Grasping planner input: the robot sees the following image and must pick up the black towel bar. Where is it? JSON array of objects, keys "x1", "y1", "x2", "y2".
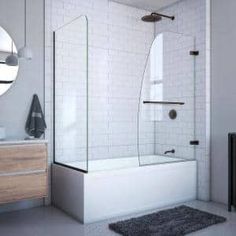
[
  {"x1": 143, "y1": 101, "x2": 185, "y2": 105},
  {"x1": 0, "y1": 80, "x2": 14, "y2": 84}
]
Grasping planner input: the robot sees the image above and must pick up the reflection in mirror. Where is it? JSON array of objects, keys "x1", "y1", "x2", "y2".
[
  {"x1": 150, "y1": 33, "x2": 163, "y2": 121},
  {"x1": 0, "y1": 26, "x2": 19, "y2": 96},
  {"x1": 140, "y1": 33, "x2": 164, "y2": 122}
]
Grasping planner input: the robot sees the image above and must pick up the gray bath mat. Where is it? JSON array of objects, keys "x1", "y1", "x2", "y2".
[{"x1": 109, "y1": 205, "x2": 226, "y2": 236}]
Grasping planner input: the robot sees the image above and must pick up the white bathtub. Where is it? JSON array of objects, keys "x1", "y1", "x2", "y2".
[
  {"x1": 52, "y1": 156, "x2": 197, "y2": 223},
  {"x1": 65, "y1": 155, "x2": 188, "y2": 172}
]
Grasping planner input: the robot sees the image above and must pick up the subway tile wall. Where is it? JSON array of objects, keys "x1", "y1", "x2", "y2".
[
  {"x1": 45, "y1": 0, "x2": 155, "y2": 173},
  {"x1": 153, "y1": 32, "x2": 195, "y2": 160},
  {"x1": 54, "y1": 16, "x2": 88, "y2": 164},
  {"x1": 139, "y1": 31, "x2": 196, "y2": 161},
  {"x1": 53, "y1": 0, "x2": 154, "y2": 163},
  {"x1": 45, "y1": 0, "x2": 210, "y2": 202},
  {"x1": 154, "y1": 0, "x2": 210, "y2": 200}
]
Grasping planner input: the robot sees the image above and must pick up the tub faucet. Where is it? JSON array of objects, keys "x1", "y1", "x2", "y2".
[{"x1": 164, "y1": 149, "x2": 175, "y2": 155}]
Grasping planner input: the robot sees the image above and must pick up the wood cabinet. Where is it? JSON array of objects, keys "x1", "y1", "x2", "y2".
[{"x1": 0, "y1": 141, "x2": 48, "y2": 204}]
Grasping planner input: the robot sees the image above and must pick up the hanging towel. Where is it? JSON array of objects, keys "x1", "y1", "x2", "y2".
[{"x1": 25, "y1": 94, "x2": 47, "y2": 138}]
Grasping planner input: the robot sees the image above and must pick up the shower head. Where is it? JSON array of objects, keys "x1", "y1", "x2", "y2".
[
  {"x1": 141, "y1": 12, "x2": 175, "y2": 23},
  {"x1": 141, "y1": 13, "x2": 162, "y2": 22}
]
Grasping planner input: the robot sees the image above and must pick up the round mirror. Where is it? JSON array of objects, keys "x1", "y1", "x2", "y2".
[{"x1": 0, "y1": 26, "x2": 19, "y2": 96}]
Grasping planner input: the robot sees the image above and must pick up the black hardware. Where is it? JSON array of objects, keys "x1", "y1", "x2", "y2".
[
  {"x1": 141, "y1": 12, "x2": 174, "y2": 22},
  {"x1": 190, "y1": 51, "x2": 199, "y2": 56},
  {"x1": 151, "y1": 12, "x2": 175, "y2": 21},
  {"x1": 169, "y1": 109, "x2": 177, "y2": 120},
  {"x1": 143, "y1": 101, "x2": 185, "y2": 105},
  {"x1": 164, "y1": 149, "x2": 175, "y2": 155},
  {"x1": 0, "y1": 61, "x2": 6, "y2": 64},
  {"x1": 228, "y1": 133, "x2": 236, "y2": 211},
  {"x1": 0, "y1": 80, "x2": 14, "y2": 84},
  {"x1": 190, "y1": 140, "x2": 199, "y2": 145}
]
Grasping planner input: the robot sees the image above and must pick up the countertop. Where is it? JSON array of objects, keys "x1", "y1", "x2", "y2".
[{"x1": 0, "y1": 139, "x2": 48, "y2": 146}]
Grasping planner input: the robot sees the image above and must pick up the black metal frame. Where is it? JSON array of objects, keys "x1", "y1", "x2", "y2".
[
  {"x1": 229, "y1": 133, "x2": 232, "y2": 211},
  {"x1": 52, "y1": 31, "x2": 88, "y2": 174},
  {"x1": 228, "y1": 133, "x2": 236, "y2": 211}
]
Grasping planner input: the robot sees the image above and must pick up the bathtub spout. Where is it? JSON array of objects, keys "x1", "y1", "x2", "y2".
[{"x1": 164, "y1": 149, "x2": 175, "y2": 155}]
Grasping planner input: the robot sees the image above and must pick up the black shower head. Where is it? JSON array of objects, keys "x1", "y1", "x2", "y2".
[
  {"x1": 141, "y1": 13, "x2": 162, "y2": 22},
  {"x1": 141, "y1": 12, "x2": 175, "y2": 23}
]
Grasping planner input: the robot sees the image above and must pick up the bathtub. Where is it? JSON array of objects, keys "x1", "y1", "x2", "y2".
[{"x1": 52, "y1": 155, "x2": 197, "y2": 223}]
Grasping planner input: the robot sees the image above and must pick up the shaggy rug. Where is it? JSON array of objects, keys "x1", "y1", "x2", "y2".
[{"x1": 109, "y1": 205, "x2": 226, "y2": 236}]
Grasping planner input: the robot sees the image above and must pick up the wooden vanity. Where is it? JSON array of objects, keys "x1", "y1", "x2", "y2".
[{"x1": 0, "y1": 140, "x2": 48, "y2": 204}]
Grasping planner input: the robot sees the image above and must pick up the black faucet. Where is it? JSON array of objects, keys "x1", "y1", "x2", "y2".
[{"x1": 164, "y1": 149, "x2": 175, "y2": 155}]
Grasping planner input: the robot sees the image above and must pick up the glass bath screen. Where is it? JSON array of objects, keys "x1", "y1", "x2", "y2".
[
  {"x1": 54, "y1": 16, "x2": 88, "y2": 172},
  {"x1": 138, "y1": 32, "x2": 195, "y2": 165}
]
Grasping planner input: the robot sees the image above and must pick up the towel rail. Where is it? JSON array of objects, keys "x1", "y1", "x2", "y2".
[
  {"x1": 0, "y1": 80, "x2": 14, "y2": 84},
  {"x1": 143, "y1": 101, "x2": 185, "y2": 105}
]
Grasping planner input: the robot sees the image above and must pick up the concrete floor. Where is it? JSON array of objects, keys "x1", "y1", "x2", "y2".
[{"x1": 0, "y1": 201, "x2": 235, "y2": 236}]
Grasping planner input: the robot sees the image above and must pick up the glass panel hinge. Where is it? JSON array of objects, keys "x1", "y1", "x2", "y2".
[
  {"x1": 190, "y1": 51, "x2": 199, "y2": 56},
  {"x1": 190, "y1": 140, "x2": 199, "y2": 145}
]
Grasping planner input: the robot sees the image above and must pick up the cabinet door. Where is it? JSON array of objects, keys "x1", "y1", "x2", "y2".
[
  {"x1": 0, "y1": 172, "x2": 47, "y2": 204},
  {"x1": 0, "y1": 144, "x2": 47, "y2": 174}
]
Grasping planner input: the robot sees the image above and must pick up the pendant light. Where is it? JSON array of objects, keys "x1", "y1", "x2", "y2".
[
  {"x1": 18, "y1": 0, "x2": 32, "y2": 60},
  {"x1": 5, "y1": 41, "x2": 18, "y2": 66}
]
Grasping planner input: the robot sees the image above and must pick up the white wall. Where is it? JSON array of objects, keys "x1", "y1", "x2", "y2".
[
  {"x1": 0, "y1": 0, "x2": 45, "y2": 212},
  {"x1": 0, "y1": 0, "x2": 45, "y2": 139},
  {"x1": 211, "y1": 0, "x2": 236, "y2": 204},
  {"x1": 154, "y1": 0, "x2": 211, "y2": 201}
]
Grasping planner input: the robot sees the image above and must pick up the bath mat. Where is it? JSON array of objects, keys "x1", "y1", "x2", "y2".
[{"x1": 109, "y1": 205, "x2": 226, "y2": 236}]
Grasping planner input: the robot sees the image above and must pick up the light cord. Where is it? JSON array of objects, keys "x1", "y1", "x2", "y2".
[{"x1": 24, "y1": 0, "x2": 26, "y2": 46}]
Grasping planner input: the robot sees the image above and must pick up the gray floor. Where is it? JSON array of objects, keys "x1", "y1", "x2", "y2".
[{"x1": 0, "y1": 201, "x2": 235, "y2": 236}]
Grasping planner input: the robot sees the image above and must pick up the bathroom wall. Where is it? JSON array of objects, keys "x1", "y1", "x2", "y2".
[
  {"x1": 46, "y1": 0, "x2": 211, "y2": 202},
  {"x1": 0, "y1": 0, "x2": 45, "y2": 212},
  {"x1": 45, "y1": 0, "x2": 155, "y2": 167},
  {"x1": 0, "y1": 0, "x2": 45, "y2": 139},
  {"x1": 211, "y1": 0, "x2": 236, "y2": 204},
  {"x1": 154, "y1": 0, "x2": 211, "y2": 201}
]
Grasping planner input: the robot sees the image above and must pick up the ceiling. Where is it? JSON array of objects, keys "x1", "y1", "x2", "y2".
[{"x1": 111, "y1": 0, "x2": 179, "y2": 11}]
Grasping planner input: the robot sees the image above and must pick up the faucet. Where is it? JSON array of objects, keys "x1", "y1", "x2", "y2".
[{"x1": 164, "y1": 149, "x2": 175, "y2": 155}]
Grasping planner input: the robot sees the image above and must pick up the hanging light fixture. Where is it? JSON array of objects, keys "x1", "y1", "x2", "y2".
[
  {"x1": 18, "y1": 0, "x2": 32, "y2": 60},
  {"x1": 5, "y1": 41, "x2": 18, "y2": 66}
]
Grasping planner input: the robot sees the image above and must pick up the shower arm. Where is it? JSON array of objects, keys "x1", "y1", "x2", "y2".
[{"x1": 151, "y1": 12, "x2": 175, "y2": 21}]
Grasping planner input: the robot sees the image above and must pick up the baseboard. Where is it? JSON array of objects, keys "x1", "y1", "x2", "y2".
[{"x1": 0, "y1": 199, "x2": 44, "y2": 214}]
